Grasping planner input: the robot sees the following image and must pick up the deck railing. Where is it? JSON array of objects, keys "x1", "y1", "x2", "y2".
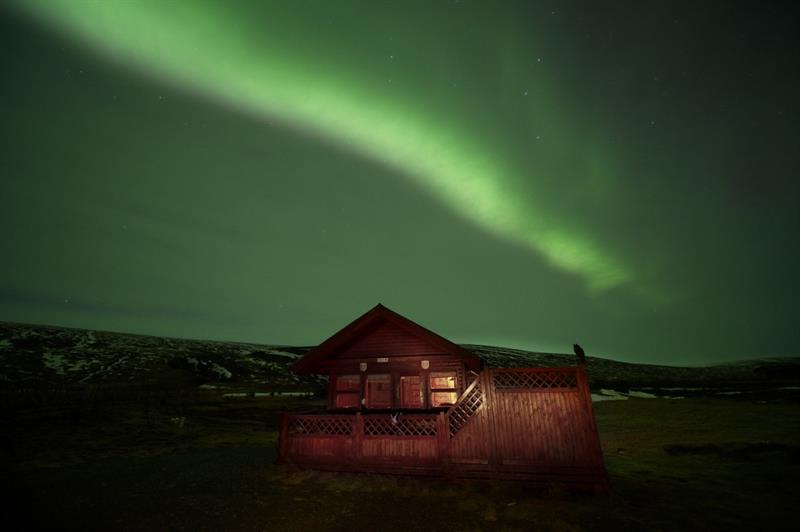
[
  {"x1": 278, "y1": 410, "x2": 449, "y2": 471},
  {"x1": 363, "y1": 414, "x2": 438, "y2": 437},
  {"x1": 288, "y1": 414, "x2": 354, "y2": 436},
  {"x1": 286, "y1": 412, "x2": 441, "y2": 438},
  {"x1": 491, "y1": 367, "x2": 578, "y2": 391},
  {"x1": 447, "y1": 375, "x2": 484, "y2": 437}
]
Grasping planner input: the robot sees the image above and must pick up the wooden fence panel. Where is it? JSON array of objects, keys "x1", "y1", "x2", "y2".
[
  {"x1": 361, "y1": 438, "x2": 438, "y2": 462},
  {"x1": 286, "y1": 435, "x2": 354, "y2": 463}
]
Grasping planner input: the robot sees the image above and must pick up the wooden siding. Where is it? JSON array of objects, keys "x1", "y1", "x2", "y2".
[
  {"x1": 278, "y1": 367, "x2": 608, "y2": 490},
  {"x1": 362, "y1": 438, "x2": 438, "y2": 462},
  {"x1": 286, "y1": 436, "x2": 354, "y2": 462},
  {"x1": 335, "y1": 320, "x2": 448, "y2": 358}
]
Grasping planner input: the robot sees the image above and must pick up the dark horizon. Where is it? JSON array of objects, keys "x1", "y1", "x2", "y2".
[
  {"x1": 2, "y1": 1, "x2": 798, "y2": 366},
  {"x1": 3, "y1": 314, "x2": 795, "y2": 369}
]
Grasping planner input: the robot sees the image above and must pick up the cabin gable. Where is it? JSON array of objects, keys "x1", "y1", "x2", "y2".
[
  {"x1": 292, "y1": 303, "x2": 482, "y2": 374},
  {"x1": 334, "y1": 318, "x2": 448, "y2": 359}
]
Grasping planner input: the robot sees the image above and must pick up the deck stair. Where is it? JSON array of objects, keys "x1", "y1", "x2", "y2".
[{"x1": 447, "y1": 371, "x2": 485, "y2": 437}]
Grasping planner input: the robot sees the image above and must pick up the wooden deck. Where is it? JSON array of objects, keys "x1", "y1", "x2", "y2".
[{"x1": 277, "y1": 367, "x2": 608, "y2": 491}]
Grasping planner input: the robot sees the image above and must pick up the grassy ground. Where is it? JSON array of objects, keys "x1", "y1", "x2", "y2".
[{"x1": 1, "y1": 394, "x2": 798, "y2": 531}]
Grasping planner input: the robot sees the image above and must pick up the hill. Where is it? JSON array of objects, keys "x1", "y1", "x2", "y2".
[{"x1": 1, "y1": 321, "x2": 798, "y2": 399}]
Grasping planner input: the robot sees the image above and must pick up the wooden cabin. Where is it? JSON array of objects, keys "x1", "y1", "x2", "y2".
[{"x1": 277, "y1": 304, "x2": 608, "y2": 491}]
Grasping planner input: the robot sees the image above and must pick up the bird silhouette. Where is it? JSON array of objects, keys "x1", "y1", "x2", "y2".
[{"x1": 573, "y1": 343, "x2": 586, "y2": 364}]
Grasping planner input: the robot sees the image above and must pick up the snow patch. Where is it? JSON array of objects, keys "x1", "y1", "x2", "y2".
[
  {"x1": 210, "y1": 363, "x2": 232, "y2": 379},
  {"x1": 75, "y1": 331, "x2": 97, "y2": 349},
  {"x1": 42, "y1": 351, "x2": 98, "y2": 375},
  {"x1": 628, "y1": 390, "x2": 658, "y2": 399},
  {"x1": 591, "y1": 393, "x2": 628, "y2": 402},
  {"x1": 223, "y1": 391, "x2": 314, "y2": 398},
  {"x1": 265, "y1": 349, "x2": 302, "y2": 359},
  {"x1": 591, "y1": 388, "x2": 686, "y2": 402},
  {"x1": 42, "y1": 352, "x2": 68, "y2": 375},
  {"x1": 186, "y1": 357, "x2": 232, "y2": 380}
]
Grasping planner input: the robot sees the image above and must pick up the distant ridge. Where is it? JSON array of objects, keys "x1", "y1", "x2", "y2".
[{"x1": 1, "y1": 321, "x2": 798, "y2": 392}]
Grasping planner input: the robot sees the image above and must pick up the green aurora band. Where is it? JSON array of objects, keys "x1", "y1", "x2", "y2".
[{"x1": 11, "y1": 0, "x2": 631, "y2": 293}]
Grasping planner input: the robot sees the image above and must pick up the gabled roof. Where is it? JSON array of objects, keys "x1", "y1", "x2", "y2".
[{"x1": 292, "y1": 303, "x2": 483, "y2": 374}]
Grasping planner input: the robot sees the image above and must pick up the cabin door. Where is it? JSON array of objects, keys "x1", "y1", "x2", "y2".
[
  {"x1": 399, "y1": 375, "x2": 423, "y2": 409},
  {"x1": 365, "y1": 374, "x2": 392, "y2": 409}
]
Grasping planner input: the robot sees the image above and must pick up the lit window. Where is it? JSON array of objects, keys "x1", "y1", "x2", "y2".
[
  {"x1": 429, "y1": 372, "x2": 458, "y2": 407},
  {"x1": 334, "y1": 374, "x2": 360, "y2": 409}
]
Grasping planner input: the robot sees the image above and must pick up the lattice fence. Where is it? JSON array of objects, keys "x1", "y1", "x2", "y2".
[
  {"x1": 492, "y1": 369, "x2": 578, "y2": 391},
  {"x1": 448, "y1": 379, "x2": 484, "y2": 437},
  {"x1": 288, "y1": 415, "x2": 353, "y2": 436},
  {"x1": 363, "y1": 415, "x2": 438, "y2": 437}
]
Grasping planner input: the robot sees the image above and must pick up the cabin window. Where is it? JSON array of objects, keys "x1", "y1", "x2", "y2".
[
  {"x1": 365, "y1": 374, "x2": 392, "y2": 409},
  {"x1": 429, "y1": 372, "x2": 459, "y2": 407},
  {"x1": 334, "y1": 374, "x2": 361, "y2": 409}
]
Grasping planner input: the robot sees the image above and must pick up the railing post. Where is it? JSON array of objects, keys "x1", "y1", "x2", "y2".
[
  {"x1": 276, "y1": 412, "x2": 290, "y2": 464},
  {"x1": 437, "y1": 411, "x2": 451, "y2": 477},
  {"x1": 353, "y1": 412, "x2": 364, "y2": 464}
]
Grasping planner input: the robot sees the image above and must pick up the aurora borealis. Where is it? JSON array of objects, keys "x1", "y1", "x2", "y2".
[{"x1": 1, "y1": 1, "x2": 798, "y2": 363}]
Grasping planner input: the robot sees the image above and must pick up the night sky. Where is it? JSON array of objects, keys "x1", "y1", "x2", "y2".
[{"x1": 1, "y1": 1, "x2": 798, "y2": 365}]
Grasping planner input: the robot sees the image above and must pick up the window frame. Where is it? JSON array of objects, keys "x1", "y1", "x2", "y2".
[
  {"x1": 428, "y1": 371, "x2": 459, "y2": 408},
  {"x1": 333, "y1": 374, "x2": 361, "y2": 409}
]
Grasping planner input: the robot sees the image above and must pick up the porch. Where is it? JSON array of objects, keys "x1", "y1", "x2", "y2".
[{"x1": 276, "y1": 367, "x2": 609, "y2": 490}]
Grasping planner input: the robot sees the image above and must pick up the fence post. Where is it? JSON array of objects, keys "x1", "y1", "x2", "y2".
[
  {"x1": 276, "y1": 412, "x2": 289, "y2": 464},
  {"x1": 437, "y1": 411, "x2": 451, "y2": 477},
  {"x1": 354, "y1": 412, "x2": 364, "y2": 464}
]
